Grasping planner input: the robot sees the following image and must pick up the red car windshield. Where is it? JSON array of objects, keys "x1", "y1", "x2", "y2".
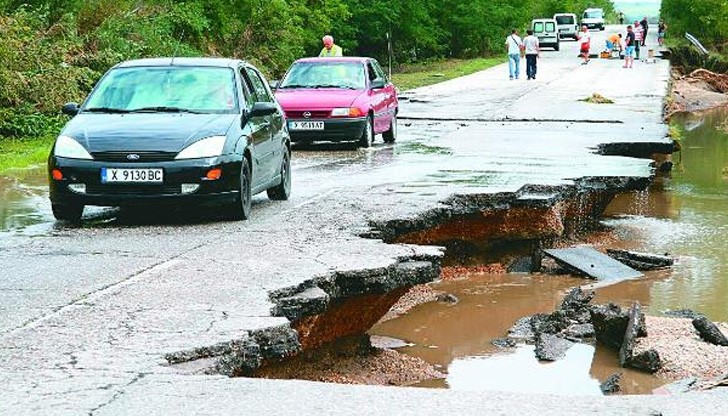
[{"x1": 279, "y1": 62, "x2": 366, "y2": 90}]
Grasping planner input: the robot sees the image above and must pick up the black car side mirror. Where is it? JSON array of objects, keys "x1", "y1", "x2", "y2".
[
  {"x1": 370, "y1": 79, "x2": 386, "y2": 89},
  {"x1": 62, "y1": 102, "x2": 80, "y2": 116},
  {"x1": 249, "y1": 102, "x2": 278, "y2": 117},
  {"x1": 269, "y1": 80, "x2": 279, "y2": 90}
]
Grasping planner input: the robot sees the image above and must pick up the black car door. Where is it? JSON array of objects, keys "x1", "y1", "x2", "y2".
[
  {"x1": 239, "y1": 67, "x2": 274, "y2": 186},
  {"x1": 242, "y1": 67, "x2": 279, "y2": 183}
]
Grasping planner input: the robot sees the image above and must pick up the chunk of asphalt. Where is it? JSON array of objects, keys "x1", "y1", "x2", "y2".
[
  {"x1": 544, "y1": 246, "x2": 643, "y2": 280},
  {"x1": 606, "y1": 249, "x2": 674, "y2": 271},
  {"x1": 662, "y1": 309, "x2": 702, "y2": 319},
  {"x1": 535, "y1": 334, "x2": 574, "y2": 361},
  {"x1": 272, "y1": 286, "x2": 330, "y2": 321},
  {"x1": 508, "y1": 316, "x2": 535, "y2": 342},
  {"x1": 652, "y1": 377, "x2": 698, "y2": 395},
  {"x1": 590, "y1": 303, "x2": 629, "y2": 351},
  {"x1": 627, "y1": 349, "x2": 662, "y2": 373},
  {"x1": 619, "y1": 301, "x2": 647, "y2": 367},
  {"x1": 692, "y1": 315, "x2": 728, "y2": 346},
  {"x1": 600, "y1": 372, "x2": 623, "y2": 394},
  {"x1": 563, "y1": 323, "x2": 595, "y2": 339}
]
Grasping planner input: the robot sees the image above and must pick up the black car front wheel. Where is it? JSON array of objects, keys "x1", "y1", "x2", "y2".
[
  {"x1": 229, "y1": 158, "x2": 252, "y2": 220},
  {"x1": 267, "y1": 150, "x2": 291, "y2": 201},
  {"x1": 52, "y1": 203, "x2": 84, "y2": 223}
]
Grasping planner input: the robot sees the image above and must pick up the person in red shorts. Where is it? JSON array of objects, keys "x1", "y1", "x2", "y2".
[{"x1": 578, "y1": 25, "x2": 591, "y2": 65}]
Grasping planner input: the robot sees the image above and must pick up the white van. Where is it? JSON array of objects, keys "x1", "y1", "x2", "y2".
[
  {"x1": 582, "y1": 8, "x2": 605, "y2": 31},
  {"x1": 531, "y1": 18, "x2": 560, "y2": 51},
  {"x1": 554, "y1": 13, "x2": 579, "y2": 40}
]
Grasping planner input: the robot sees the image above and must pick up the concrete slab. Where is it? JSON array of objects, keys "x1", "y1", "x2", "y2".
[{"x1": 544, "y1": 246, "x2": 644, "y2": 280}]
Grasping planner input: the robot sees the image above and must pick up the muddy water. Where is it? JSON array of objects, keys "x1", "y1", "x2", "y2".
[
  {"x1": 371, "y1": 108, "x2": 728, "y2": 395},
  {"x1": 0, "y1": 167, "x2": 53, "y2": 235}
]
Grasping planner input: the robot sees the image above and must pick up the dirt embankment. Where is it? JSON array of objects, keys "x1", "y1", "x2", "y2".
[{"x1": 668, "y1": 69, "x2": 728, "y2": 116}]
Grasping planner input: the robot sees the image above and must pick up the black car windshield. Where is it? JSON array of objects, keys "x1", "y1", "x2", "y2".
[
  {"x1": 278, "y1": 62, "x2": 366, "y2": 90},
  {"x1": 83, "y1": 66, "x2": 238, "y2": 113}
]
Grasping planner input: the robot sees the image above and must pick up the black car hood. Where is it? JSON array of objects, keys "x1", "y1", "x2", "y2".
[{"x1": 61, "y1": 113, "x2": 237, "y2": 153}]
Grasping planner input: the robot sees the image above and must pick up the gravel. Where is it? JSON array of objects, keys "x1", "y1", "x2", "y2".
[{"x1": 636, "y1": 316, "x2": 728, "y2": 381}]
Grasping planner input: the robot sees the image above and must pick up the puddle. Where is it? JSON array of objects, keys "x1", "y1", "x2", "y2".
[
  {"x1": 371, "y1": 273, "x2": 665, "y2": 395},
  {"x1": 0, "y1": 166, "x2": 54, "y2": 235},
  {"x1": 371, "y1": 108, "x2": 728, "y2": 395}
]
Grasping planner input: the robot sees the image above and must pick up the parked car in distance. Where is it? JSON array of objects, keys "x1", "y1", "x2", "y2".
[
  {"x1": 531, "y1": 18, "x2": 560, "y2": 51},
  {"x1": 554, "y1": 13, "x2": 579, "y2": 40},
  {"x1": 274, "y1": 57, "x2": 398, "y2": 148},
  {"x1": 48, "y1": 57, "x2": 291, "y2": 222},
  {"x1": 582, "y1": 8, "x2": 605, "y2": 30}
]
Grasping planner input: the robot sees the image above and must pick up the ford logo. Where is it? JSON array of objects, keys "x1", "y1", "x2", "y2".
[
  {"x1": 303, "y1": 111, "x2": 311, "y2": 119},
  {"x1": 126, "y1": 154, "x2": 141, "y2": 161}
]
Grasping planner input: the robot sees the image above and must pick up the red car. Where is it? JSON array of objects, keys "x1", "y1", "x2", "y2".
[{"x1": 274, "y1": 57, "x2": 398, "y2": 147}]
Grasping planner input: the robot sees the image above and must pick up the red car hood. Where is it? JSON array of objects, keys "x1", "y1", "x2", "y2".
[{"x1": 274, "y1": 88, "x2": 365, "y2": 110}]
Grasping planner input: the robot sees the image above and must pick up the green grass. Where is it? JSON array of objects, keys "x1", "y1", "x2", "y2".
[
  {"x1": 391, "y1": 57, "x2": 503, "y2": 91},
  {"x1": 0, "y1": 136, "x2": 54, "y2": 174}
]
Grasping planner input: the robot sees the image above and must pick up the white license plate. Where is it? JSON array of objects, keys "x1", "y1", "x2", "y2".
[
  {"x1": 101, "y1": 168, "x2": 163, "y2": 183},
  {"x1": 289, "y1": 121, "x2": 324, "y2": 131}
]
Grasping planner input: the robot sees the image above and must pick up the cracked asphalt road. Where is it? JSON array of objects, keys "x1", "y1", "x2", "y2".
[{"x1": 2, "y1": 27, "x2": 727, "y2": 415}]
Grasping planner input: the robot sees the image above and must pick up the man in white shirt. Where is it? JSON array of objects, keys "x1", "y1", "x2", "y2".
[
  {"x1": 523, "y1": 29, "x2": 540, "y2": 80},
  {"x1": 505, "y1": 29, "x2": 523, "y2": 80}
]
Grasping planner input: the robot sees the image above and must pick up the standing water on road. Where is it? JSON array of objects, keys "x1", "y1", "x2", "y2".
[{"x1": 371, "y1": 107, "x2": 728, "y2": 395}]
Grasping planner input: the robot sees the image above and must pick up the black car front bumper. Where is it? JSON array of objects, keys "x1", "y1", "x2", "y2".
[
  {"x1": 287, "y1": 117, "x2": 367, "y2": 143},
  {"x1": 49, "y1": 154, "x2": 243, "y2": 207}
]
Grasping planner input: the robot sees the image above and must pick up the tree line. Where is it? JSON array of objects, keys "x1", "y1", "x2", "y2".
[{"x1": 0, "y1": 0, "x2": 614, "y2": 138}]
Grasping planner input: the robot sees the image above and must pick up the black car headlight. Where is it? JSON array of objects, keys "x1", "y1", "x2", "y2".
[{"x1": 175, "y1": 136, "x2": 226, "y2": 160}]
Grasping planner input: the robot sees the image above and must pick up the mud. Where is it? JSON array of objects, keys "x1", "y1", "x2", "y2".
[{"x1": 668, "y1": 72, "x2": 728, "y2": 116}]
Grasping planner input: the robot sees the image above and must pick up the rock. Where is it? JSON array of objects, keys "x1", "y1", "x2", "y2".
[
  {"x1": 692, "y1": 315, "x2": 728, "y2": 346},
  {"x1": 531, "y1": 312, "x2": 569, "y2": 335},
  {"x1": 535, "y1": 334, "x2": 574, "y2": 361},
  {"x1": 492, "y1": 337, "x2": 517, "y2": 348},
  {"x1": 560, "y1": 287, "x2": 595, "y2": 311},
  {"x1": 653, "y1": 377, "x2": 697, "y2": 395},
  {"x1": 619, "y1": 301, "x2": 647, "y2": 367},
  {"x1": 508, "y1": 316, "x2": 535, "y2": 341},
  {"x1": 627, "y1": 349, "x2": 662, "y2": 373},
  {"x1": 662, "y1": 309, "x2": 701, "y2": 319},
  {"x1": 435, "y1": 293, "x2": 460, "y2": 304},
  {"x1": 507, "y1": 256, "x2": 535, "y2": 273},
  {"x1": 600, "y1": 372, "x2": 622, "y2": 394},
  {"x1": 590, "y1": 303, "x2": 629, "y2": 350},
  {"x1": 606, "y1": 249, "x2": 674, "y2": 271},
  {"x1": 563, "y1": 323, "x2": 595, "y2": 339}
]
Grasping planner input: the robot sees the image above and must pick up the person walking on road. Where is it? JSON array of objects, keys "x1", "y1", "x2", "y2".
[
  {"x1": 319, "y1": 35, "x2": 343, "y2": 57},
  {"x1": 640, "y1": 17, "x2": 649, "y2": 46},
  {"x1": 618, "y1": 11, "x2": 625, "y2": 25},
  {"x1": 505, "y1": 29, "x2": 523, "y2": 80},
  {"x1": 578, "y1": 25, "x2": 591, "y2": 65},
  {"x1": 623, "y1": 25, "x2": 636, "y2": 68},
  {"x1": 523, "y1": 29, "x2": 540, "y2": 80},
  {"x1": 633, "y1": 21, "x2": 643, "y2": 60},
  {"x1": 658, "y1": 21, "x2": 667, "y2": 46}
]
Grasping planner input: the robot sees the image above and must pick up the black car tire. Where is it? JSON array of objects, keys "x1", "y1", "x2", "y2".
[
  {"x1": 267, "y1": 149, "x2": 291, "y2": 201},
  {"x1": 52, "y1": 203, "x2": 83, "y2": 222},
  {"x1": 383, "y1": 114, "x2": 397, "y2": 143},
  {"x1": 358, "y1": 115, "x2": 374, "y2": 148},
  {"x1": 554, "y1": 42, "x2": 560, "y2": 51},
  {"x1": 229, "y1": 158, "x2": 252, "y2": 220}
]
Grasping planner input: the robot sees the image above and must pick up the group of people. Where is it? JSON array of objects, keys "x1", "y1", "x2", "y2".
[
  {"x1": 605, "y1": 18, "x2": 667, "y2": 69},
  {"x1": 505, "y1": 29, "x2": 540, "y2": 80}
]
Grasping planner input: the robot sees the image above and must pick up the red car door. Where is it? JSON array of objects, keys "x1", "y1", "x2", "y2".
[{"x1": 366, "y1": 61, "x2": 391, "y2": 134}]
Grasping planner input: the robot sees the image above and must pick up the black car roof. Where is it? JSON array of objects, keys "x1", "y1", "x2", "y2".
[{"x1": 115, "y1": 57, "x2": 246, "y2": 69}]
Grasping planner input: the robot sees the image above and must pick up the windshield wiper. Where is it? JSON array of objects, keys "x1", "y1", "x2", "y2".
[
  {"x1": 129, "y1": 106, "x2": 202, "y2": 114},
  {"x1": 279, "y1": 84, "x2": 313, "y2": 89},
  {"x1": 314, "y1": 84, "x2": 357, "y2": 90},
  {"x1": 82, "y1": 107, "x2": 131, "y2": 113}
]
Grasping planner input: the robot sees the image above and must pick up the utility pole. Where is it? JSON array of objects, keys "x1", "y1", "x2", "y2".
[{"x1": 387, "y1": 30, "x2": 393, "y2": 79}]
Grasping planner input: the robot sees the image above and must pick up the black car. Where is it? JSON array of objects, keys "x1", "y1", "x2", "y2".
[{"x1": 48, "y1": 58, "x2": 291, "y2": 222}]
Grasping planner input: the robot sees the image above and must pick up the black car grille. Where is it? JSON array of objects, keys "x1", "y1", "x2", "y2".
[
  {"x1": 91, "y1": 151, "x2": 177, "y2": 162},
  {"x1": 86, "y1": 184, "x2": 181, "y2": 195}
]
